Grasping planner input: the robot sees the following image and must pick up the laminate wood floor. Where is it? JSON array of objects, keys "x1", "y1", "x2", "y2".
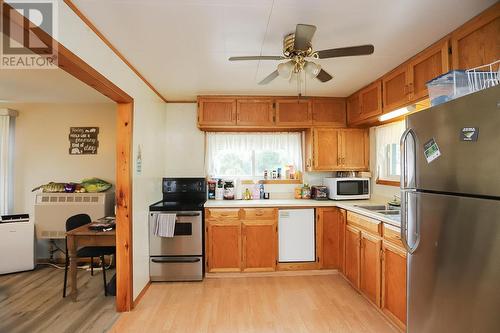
[
  {"x1": 0, "y1": 266, "x2": 119, "y2": 333},
  {"x1": 111, "y1": 273, "x2": 399, "y2": 333}
]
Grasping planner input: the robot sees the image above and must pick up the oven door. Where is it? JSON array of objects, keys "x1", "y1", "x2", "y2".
[{"x1": 149, "y1": 211, "x2": 202, "y2": 256}]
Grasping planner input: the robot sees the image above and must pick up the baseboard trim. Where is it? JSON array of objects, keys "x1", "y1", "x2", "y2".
[
  {"x1": 206, "y1": 269, "x2": 338, "y2": 279},
  {"x1": 133, "y1": 281, "x2": 151, "y2": 308}
]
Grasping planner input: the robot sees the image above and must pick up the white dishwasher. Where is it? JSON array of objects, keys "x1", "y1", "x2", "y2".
[{"x1": 278, "y1": 209, "x2": 315, "y2": 262}]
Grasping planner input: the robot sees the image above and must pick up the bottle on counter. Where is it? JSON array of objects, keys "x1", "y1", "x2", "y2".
[
  {"x1": 277, "y1": 167, "x2": 282, "y2": 179},
  {"x1": 244, "y1": 188, "x2": 252, "y2": 200},
  {"x1": 301, "y1": 184, "x2": 311, "y2": 199},
  {"x1": 271, "y1": 170, "x2": 277, "y2": 179},
  {"x1": 264, "y1": 170, "x2": 269, "y2": 180},
  {"x1": 294, "y1": 186, "x2": 303, "y2": 199},
  {"x1": 223, "y1": 180, "x2": 234, "y2": 200}
]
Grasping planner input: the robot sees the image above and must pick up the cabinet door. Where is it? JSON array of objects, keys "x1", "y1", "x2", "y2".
[
  {"x1": 318, "y1": 208, "x2": 345, "y2": 269},
  {"x1": 382, "y1": 65, "x2": 409, "y2": 112},
  {"x1": 338, "y1": 209, "x2": 346, "y2": 273},
  {"x1": 313, "y1": 128, "x2": 341, "y2": 170},
  {"x1": 198, "y1": 98, "x2": 237, "y2": 126},
  {"x1": 207, "y1": 220, "x2": 241, "y2": 272},
  {"x1": 360, "y1": 232, "x2": 382, "y2": 307},
  {"x1": 236, "y1": 99, "x2": 274, "y2": 126},
  {"x1": 346, "y1": 93, "x2": 361, "y2": 125},
  {"x1": 408, "y1": 39, "x2": 450, "y2": 102},
  {"x1": 451, "y1": 4, "x2": 500, "y2": 70},
  {"x1": 275, "y1": 99, "x2": 312, "y2": 126},
  {"x1": 359, "y1": 80, "x2": 383, "y2": 120},
  {"x1": 340, "y1": 129, "x2": 369, "y2": 170},
  {"x1": 242, "y1": 219, "x2": 277, "y2": 272},
  {"x1": 344, "y1": 225, "x2": 361, "y2": 289},
  {"x1": 312, "y1": 98, "x2": 346, "y2": 127},
  {"x1": 382, "y1": 243, "x2": 407, "y2": 329}
]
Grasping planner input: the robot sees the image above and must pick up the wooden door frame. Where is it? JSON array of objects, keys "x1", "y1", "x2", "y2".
[{"x1": 2, "y1": 2, "x2": 134, "y2": 311}]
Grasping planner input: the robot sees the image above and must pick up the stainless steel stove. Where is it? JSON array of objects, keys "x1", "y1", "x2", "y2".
[{"x1": 149, "y1": 178, "x2": 206, "y2": 281}]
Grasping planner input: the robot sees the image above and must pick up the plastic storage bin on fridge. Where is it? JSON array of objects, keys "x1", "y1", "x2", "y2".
[{"x1": 426, "y1": 70, "x2": 470, "y2": 106}]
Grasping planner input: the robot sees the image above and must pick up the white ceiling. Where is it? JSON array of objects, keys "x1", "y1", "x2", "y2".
[
  {"x1": 0, "y1": 67, "x2": 113, "y2": 103},
  {"x1": 0, "y1": 32, "x2": 113, "y2": 104},
  {"x1": 72, "y1": 0, "x2": 496, "y2": 101}
]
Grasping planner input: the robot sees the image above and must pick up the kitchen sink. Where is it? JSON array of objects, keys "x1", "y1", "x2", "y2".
[
  {"x1": 354, "y1": 204, "x2": 399, "y2": 211},
  {"x1": 377, "y1": 210, "x2": 400, "y2": 215}
]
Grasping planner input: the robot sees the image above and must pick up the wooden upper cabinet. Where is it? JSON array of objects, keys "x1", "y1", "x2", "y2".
[
  {"x1": 207, "y1": 220, "x2": 241, "y2": 272},
  {"x1": 236, "y1": 98, "x2": 274, "y2": 126},
  {"x1": 340, "y1": 129, "x2": 369, "y2": 170},
  {"x1": 275, "y1": 99, "x2": 312, "y2": 126},
  {"x1": 312, "y1": 128, "x2": 341, "y2": 170},
  {"x1": 346, "y1": 92, "x2": 361, "y2": 125},
  {"x1": 345, "y1": 225, "x2": 361, "y2": 289},
  {"x1": 198, "y1": 98, "x2": 237, "y2": 126},
  {"x1": 242, "y1": 218, "x2": 277, "y2": 272},
  {"x1": 383, "y1": 65, "x2": 409, "y2": 112},
  {"x1": 382, "y1": 242, "x2": 407, "y2": 329},
  {"x1": 408, "y1": 39, "x2": 450, "y2": 102},
  {"x1": 318, "y1": 207, "x2": 345, "y2": 269},
  {"x1": 312, "y1": 98, "x2": 346, "y2": 127},
  {"x1": 451, "y1": 3, "x2": 500, "y2": 70},
  {"x1": 360, "y1": 232, "x2": 382, "y2": 307},
  {"x1": 359, "y1": 80, "x2": 383, "y2": 120}
]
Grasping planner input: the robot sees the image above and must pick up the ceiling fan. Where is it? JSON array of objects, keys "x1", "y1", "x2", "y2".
[{"x1": 229, "y1": 24, "x2": 374, "y2": 85}]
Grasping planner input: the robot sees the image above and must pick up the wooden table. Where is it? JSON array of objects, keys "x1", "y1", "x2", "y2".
[{"x1": 66, "y1": 224, "x2": 116, "y2": 300}]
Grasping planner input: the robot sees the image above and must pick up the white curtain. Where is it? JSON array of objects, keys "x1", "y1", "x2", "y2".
[
  {"x1": 205, "y1": 132, "x2": 303, "y2": 176},
  {"x1": 0, "y1": 115, "x2": 11, "y2": 215},
  {"x1": 375, "y1": 121, "x2": 405, "y2": 181}
]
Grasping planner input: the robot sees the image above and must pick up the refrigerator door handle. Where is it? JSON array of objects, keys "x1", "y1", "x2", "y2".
[
  {"x1": 401, "y1": 190, "x2": 420, "y2": 254},
  {"x1": 400, "y1": 128, "x2": 417, "y2": 190}
]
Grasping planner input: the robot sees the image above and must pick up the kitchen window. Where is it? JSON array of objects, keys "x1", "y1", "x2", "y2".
[
  {"x1": 205, "y1": 132, "x2": 303, "y2": 178},
  {"x1": 0, "y1": 109, "x2": 17, "y2": 215},
  {"x1": 375, "y1": 120, "x2": 405, "y2": 184}
]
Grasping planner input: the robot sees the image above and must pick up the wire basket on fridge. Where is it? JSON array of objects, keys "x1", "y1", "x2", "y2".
[{"x1": 465, "y1": 60, "x2": 500, "y2": 92}]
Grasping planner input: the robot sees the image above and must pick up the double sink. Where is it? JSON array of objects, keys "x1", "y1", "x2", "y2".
[{"x1": 354, "y1": 204, "x2": 401, "y2": 222}]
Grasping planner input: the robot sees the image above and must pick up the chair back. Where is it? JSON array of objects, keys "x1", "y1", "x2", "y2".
[{"x1": 66, "y1": 214, "x2": 92, "y2": 232}]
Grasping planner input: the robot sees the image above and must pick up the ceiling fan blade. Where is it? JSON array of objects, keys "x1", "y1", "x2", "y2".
[
  {"x1": 229, "y1": 56, "x2": 285, "y2": 61},
  {"x1": 316, "y1": 69, "x2": 333, "y2": 82},
  {"x1": 294, "y1": 24, "x2": 317, "y2": 51},
  {"x1": 258, "y1": 70, "x2": 280, "y2": 85},
  {"x1": 316, "y1": 44, "x2": 374, "y2": 59}
]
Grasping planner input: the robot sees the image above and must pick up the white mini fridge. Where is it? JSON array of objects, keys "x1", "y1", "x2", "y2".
[
  {"x1": 278, "y1": 209, "x2": 315, "y2": 262},
  {"x1": 0, "y1": 215, "x2": 35, "y2": 274}
]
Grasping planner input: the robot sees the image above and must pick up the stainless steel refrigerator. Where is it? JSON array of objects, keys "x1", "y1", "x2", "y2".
[{"x1": 401, "y1": 84, "x2": 500, "y2": 333}]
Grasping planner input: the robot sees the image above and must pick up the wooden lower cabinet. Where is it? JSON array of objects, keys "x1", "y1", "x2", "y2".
[
  {"x1": 242, "y1": 219, "x2": 277, "y2": 272},
  {"x1": 382, "y1": 242, "x2": 407, "y2": 329},
  {"x1": 344, "y1": 225, "x2": 361, "y2": 288},
  {"x1": 206, "y1": 208, "x2": 277, "y2": 273},
  {"x1": 341, "y1": 214, "x2": 407, "y2": 330},
  {"x1": 207, "y1": 220, "x2": 241, "y2": 272},
  {"x1": 360, "y1": 232, "x2": 382, "y2": 306},
  {"x1": 318, "y1": 207, "x2": 346, "y2": 270}
]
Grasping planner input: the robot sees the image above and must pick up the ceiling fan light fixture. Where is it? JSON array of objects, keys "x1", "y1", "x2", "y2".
[
  {"x1": 304, "y1": 61, "x2": 321, "y2": 78},
  {"x1": 277, "y1": 61, "x2": 294, "y2": 78}
]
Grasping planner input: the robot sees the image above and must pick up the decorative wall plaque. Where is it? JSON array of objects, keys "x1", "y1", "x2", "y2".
[{"x1": 69, "y1": 127, "x2": 99, "y2": 155}]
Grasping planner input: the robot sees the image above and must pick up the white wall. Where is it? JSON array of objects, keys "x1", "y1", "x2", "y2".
[
  {"x1": 3, "y1": 102, "x2": 116, "y2": 257},
  {"x1": 6, "y1": 103, "x2": 116, "y2": 214},
  {"x1": 369, "y1": 127, "x2": 400, "y2": 200},
  {"x1": 165, "y1": 103, "x2": 205, "y2": 177},
  {"x1": 48, "y1": 0, "x2": 167, "y2": 299}
]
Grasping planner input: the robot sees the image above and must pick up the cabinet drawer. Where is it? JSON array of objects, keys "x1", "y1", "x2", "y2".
[
  {"x1": 206, "y1": 208, "x2": 240, "y2": 220},
  {"x1": 242, "y1": 208, "x2": 276, "y2": 220},
  {"x1": 347, "y1": 212, "x2": 381, "y2": 236},
  {"x1": 383, "y1": 224, "x2": 404, "y2": 249}
]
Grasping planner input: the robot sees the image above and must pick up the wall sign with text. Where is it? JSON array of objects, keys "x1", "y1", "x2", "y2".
[{"x1": 69, "y1": 127, "x2": 99, "y2": 155}]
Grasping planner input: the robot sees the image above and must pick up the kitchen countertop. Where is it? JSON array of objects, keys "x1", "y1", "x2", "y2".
[{"x1": 204, "y1": 198, "x2": 401, "y2": 227}]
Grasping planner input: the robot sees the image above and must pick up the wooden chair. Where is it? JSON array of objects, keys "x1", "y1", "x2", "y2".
[{"x1": 63, "y1": 214, "x2": 115, "y2": 297}]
